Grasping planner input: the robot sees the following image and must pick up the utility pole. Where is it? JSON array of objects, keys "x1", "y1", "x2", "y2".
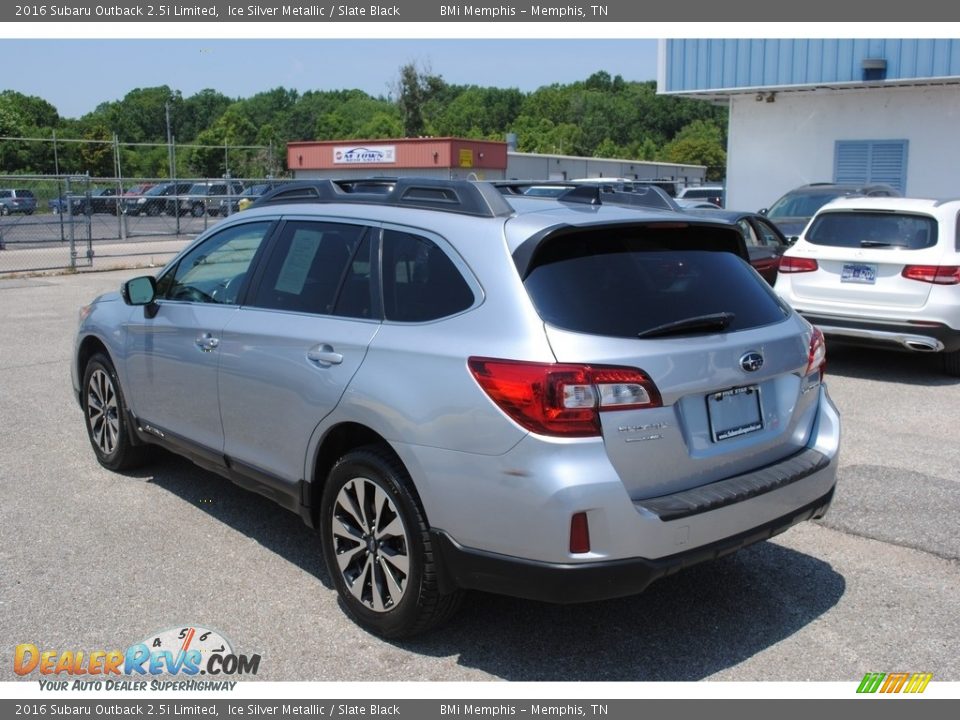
[{"x1": 165, "y1": 102, "x2": 175, "y2": 180}]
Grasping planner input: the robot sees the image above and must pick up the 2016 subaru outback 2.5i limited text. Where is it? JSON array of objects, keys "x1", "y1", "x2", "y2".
[{"x1": 73, "y1": 179, "x2": 840, "y2": 638}]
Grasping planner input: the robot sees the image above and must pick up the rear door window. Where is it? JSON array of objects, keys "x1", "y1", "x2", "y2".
[
  {"x1": 523, "y1": 227, "x2": 787, "y2": 338},
  {"x1": 806, "y1": 212, "x2": 937, "y2": 250},
  {"x1": 249, "y1": 221, "x2": 368, "y2": 316}
]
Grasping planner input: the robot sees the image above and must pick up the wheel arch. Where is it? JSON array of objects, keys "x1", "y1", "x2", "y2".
[
  {"x1": 305, "y1": 422, "x2": 410, "y2": 527},
  {"x1": 76, "y1": 335, "x2": 112, "y2": 406}
]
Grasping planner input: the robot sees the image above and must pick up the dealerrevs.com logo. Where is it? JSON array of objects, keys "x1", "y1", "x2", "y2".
[
  {"x1": 857, "y1": 672, "x2": 933, "y2": 694},
  {"x1": 14, "y1": 626, "x2": 260, "y2": 691}
]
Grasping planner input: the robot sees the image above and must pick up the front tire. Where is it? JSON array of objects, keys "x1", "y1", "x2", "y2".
[
  {"x1": 82, "y1": 353, "x2": 151, "y2": 471},
  {"x1": 319, "y1": 447, "x2": 462, "y2": 638}
]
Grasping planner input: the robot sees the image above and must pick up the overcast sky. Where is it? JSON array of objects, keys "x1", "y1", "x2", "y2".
[{"x1": 1, "y1": 39, "x2": 659, "y2": 119}]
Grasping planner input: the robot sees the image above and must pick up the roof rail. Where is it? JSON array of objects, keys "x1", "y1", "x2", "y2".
[{"x1": 250, "y1": 177, "x2": 514, "y2": 218}]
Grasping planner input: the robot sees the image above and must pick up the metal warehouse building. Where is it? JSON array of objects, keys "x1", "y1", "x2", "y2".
[
  {"x1": 287, "y1": 137, "x2": 707, "y2": 186},
  {"x1": 659, "y1": 39, "x2": 960, "y2": 210}
]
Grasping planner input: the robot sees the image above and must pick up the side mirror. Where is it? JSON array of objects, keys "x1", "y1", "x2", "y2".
[
  {"x1": 788, "y1": 236, "x2": 799, "y2": 245},
  {"x1": 759, "y1": 208, "x2": 769, "y2": 216},
  {"x1": 121, "y1": 276, "x2": 157, "y2": 306}
]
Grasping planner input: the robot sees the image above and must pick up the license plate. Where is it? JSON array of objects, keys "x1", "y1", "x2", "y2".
[
  {"x1": 707, "y1": 385, "x2": 762, "y2": 442},
  {"x1": 841, "y1": 263, "x2": 877, "y2": 284}
]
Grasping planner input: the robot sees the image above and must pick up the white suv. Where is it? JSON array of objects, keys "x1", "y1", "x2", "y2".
[{"x1": 775, "y1": 197, "x2": 960, "y2": 375}]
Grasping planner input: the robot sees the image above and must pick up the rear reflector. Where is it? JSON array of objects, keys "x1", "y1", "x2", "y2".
[
  {"x1": 902, "y1": 265, "x2": 960, "y2": 285},
  {"x1": 468, "y1": 357, "x2": 662, "y2": 437},
  {"x1": 779, "y1": 256, "x2": 819, "y2": 273},
  {"x1": 569, "y1": 512, "x2": 591, "y2": 554}
]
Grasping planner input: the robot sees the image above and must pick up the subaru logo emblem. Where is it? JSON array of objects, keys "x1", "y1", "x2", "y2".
[{"x1": 740, "y1": 351, "x2": 764, "y2": 373}]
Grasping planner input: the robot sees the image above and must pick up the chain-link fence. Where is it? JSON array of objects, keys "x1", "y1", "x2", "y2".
[{"x1": 0, "y1": 174, "x2": 285, "y2": 274}]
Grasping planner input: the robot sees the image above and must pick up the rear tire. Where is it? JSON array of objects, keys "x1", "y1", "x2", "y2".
[
  {"x1": 319, "y1": 446, "x2": 463, "y2": 638},
  {"x1": 82, "y1": 353, "x2": 152, "y2": 472}
]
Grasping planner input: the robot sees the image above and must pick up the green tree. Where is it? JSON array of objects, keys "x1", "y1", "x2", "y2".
[
  {"x1": 435, "y1": 87, "x2": 523, "y2": 139},
  {"x1": 662, "y1": 120, "x2": 727, "y2": 180},
  {"x1": 178, "y1": 89, "x2": 233, "y2": 141},
  {"x1": 77, "y1": 123, "x2": 115, "y2": 177},
  {"x1": 394, "y1": 62, "x2": 447, "y2": 137}
]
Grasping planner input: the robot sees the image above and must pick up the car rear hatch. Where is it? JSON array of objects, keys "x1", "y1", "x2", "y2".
[
  {"x1": 787, "y1": 210, "x2": 944, "y2": 309},
  {"x1": 518, "y1": 222, "x2": 822, "y2": 500}
]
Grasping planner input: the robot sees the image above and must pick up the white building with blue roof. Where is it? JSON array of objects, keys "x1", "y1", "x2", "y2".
[{"x1": 658, "y1": 39, "x2": 960, "y2": 210}]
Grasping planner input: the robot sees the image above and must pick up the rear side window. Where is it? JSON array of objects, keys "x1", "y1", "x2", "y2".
[
  {"x1": 381, "y1": 230, "x2": 474, "y2": 322},
  {"x1": 523, "y1": 229, "x2": 787, "y2": 338},
  {"x1": 806, "y1": 212, "x2": 937, "y2": 250}
]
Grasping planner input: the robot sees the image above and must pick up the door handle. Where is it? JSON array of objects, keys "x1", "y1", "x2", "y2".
[
  {"x1": 195, "y1": 332, "x2": 220, "y2": 352},
  {"x1": 307, "y1": 344, "x2": 343, "y2": 366}
]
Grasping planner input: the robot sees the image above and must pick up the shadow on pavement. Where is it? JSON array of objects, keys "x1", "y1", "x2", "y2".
[
  {"x1": 138, "y1": 453, "x2": 845, "y2": 682},
  {"x1": 824, "y1": 342, "x2": 957, "y2": 386}
]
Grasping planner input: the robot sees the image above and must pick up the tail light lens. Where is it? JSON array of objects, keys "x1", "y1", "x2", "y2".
[
  {"x1": 805, "y1": 326, "x2": 827, "y2": 379},
  {"x1": 779, "y1": 256, "x2": 819, "y2": 273},
  {"x1": 902, "y1": 265, "x2": 960, "y2": 285},
  {"x1": 467, "y1": 357, "x2": 662, "y2": 438}
]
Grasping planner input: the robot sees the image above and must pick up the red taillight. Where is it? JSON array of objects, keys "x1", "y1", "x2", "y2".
[
  {"x1": 902, "y1": 265, "x2": 960, "y2": 285},
  {"x1": 806, "y1": 326, "x2": 827, "y2": 379},
  {"x1": 569, "y1": 512, "x2": 591, "y2": 554},
  {"x1": 467, "y1": 357, "x2": 662, "y2": 438},
  {"x1": 779, "y1": 256, "x2": 819, "y2": 273}
]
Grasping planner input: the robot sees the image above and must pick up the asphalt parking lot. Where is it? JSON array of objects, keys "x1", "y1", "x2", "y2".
[{"x1": 0, "y1": 268, "x2": 958, "y2": 684}]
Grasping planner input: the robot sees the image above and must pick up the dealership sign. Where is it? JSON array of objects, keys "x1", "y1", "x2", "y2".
[{"x1": 333, "y1": 145, "x2": 396, "y2": 164}]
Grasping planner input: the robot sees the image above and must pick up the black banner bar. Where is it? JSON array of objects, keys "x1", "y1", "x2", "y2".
[
  {"x1": 0, "y1": 699, "x2": 958, "y2": 720},
  {"x1": 0, "y1": 0, "x2": 954, "y2": 22}
]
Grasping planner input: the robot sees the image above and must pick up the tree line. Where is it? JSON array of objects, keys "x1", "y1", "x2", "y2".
[{"x1": 0, "y1": 66, "x2": 727, "y2": 180}]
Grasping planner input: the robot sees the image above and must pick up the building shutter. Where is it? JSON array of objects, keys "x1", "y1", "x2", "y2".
[{"x1": 834, "y1": 140, "x2": 908, "y2": 193}]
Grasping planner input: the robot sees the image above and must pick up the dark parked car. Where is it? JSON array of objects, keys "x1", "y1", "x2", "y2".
[
  {"x1": 688, "y1": 209, "x2": 793, "y2": 285},
  {"x1": 123, "y1": 182, "x2": 192, "y2": 216},
  {"x1": 761, "y1": 182, "x2": 900, "y2": 237},
  {"x1": 175, "y1": 181, "x2": 244, "y2": 217},
  {"x1": 49, "y1": 188, "x2": 120, "y2": 216},
  {"x1": 0, "y1": 189, "x2": 37, "y2": 215}
]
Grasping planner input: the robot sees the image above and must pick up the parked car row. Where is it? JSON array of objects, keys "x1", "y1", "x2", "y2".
[{"x1": 34, "y1": 181, "x2": 278, "y2": 219}]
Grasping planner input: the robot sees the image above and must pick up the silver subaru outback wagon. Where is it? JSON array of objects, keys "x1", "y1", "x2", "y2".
[{"x1": 72, "y1": 179, "x2": 840, "y2": 638}]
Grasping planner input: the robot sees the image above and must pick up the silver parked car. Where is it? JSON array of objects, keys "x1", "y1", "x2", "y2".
[{"x1": 72, "y1": 179, "x2": 840, "y2": 638}]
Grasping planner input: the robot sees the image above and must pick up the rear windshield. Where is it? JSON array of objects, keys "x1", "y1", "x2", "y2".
[
  {"x1": 523, "y1": 230, "x2": 788, "y2": 338},
  {"x1": 806, "y1": 211, "x2": 937, "y2": 250},
  {"x1": 767, "y1": 192, "x2": 841, "y2": 219}
]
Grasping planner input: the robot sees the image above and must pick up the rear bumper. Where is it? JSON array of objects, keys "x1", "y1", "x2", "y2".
[
  {"x1": 799, "y1": 312, "x2": 960, "y2": 353},
  {"x1": 434, "y1": 487, "x2": 834, "y2": 603}
]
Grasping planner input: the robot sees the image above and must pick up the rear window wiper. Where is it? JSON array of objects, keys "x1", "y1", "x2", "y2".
[
  {"x1": 860, "y1": 240, "x2": 909, "y2": 248},
  {"x1": 637, "y1": 312, "x2": 735, "y2": 339}
]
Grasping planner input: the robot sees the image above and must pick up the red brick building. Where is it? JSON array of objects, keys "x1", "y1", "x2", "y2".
[{"x1": 287, "y1": 138, "x2": 508, "y2": 181}]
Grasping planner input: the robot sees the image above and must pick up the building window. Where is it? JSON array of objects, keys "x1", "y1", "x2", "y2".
[{"x1": 834, "y1": 140, "x2": 908, "y2": 193}]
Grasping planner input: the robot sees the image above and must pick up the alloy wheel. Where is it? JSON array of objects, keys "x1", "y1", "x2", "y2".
[
  {"x1": 330, "y1": 476, "x2": 411, "y2": 612},
  {"x1": 86, "y1": 368, "x2": 120, "y2": 456}
]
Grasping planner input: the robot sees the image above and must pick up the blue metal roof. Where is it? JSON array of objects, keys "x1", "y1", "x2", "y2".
[{"x1": 661, "y1": 40, "x2": 960, "y2": 94}]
